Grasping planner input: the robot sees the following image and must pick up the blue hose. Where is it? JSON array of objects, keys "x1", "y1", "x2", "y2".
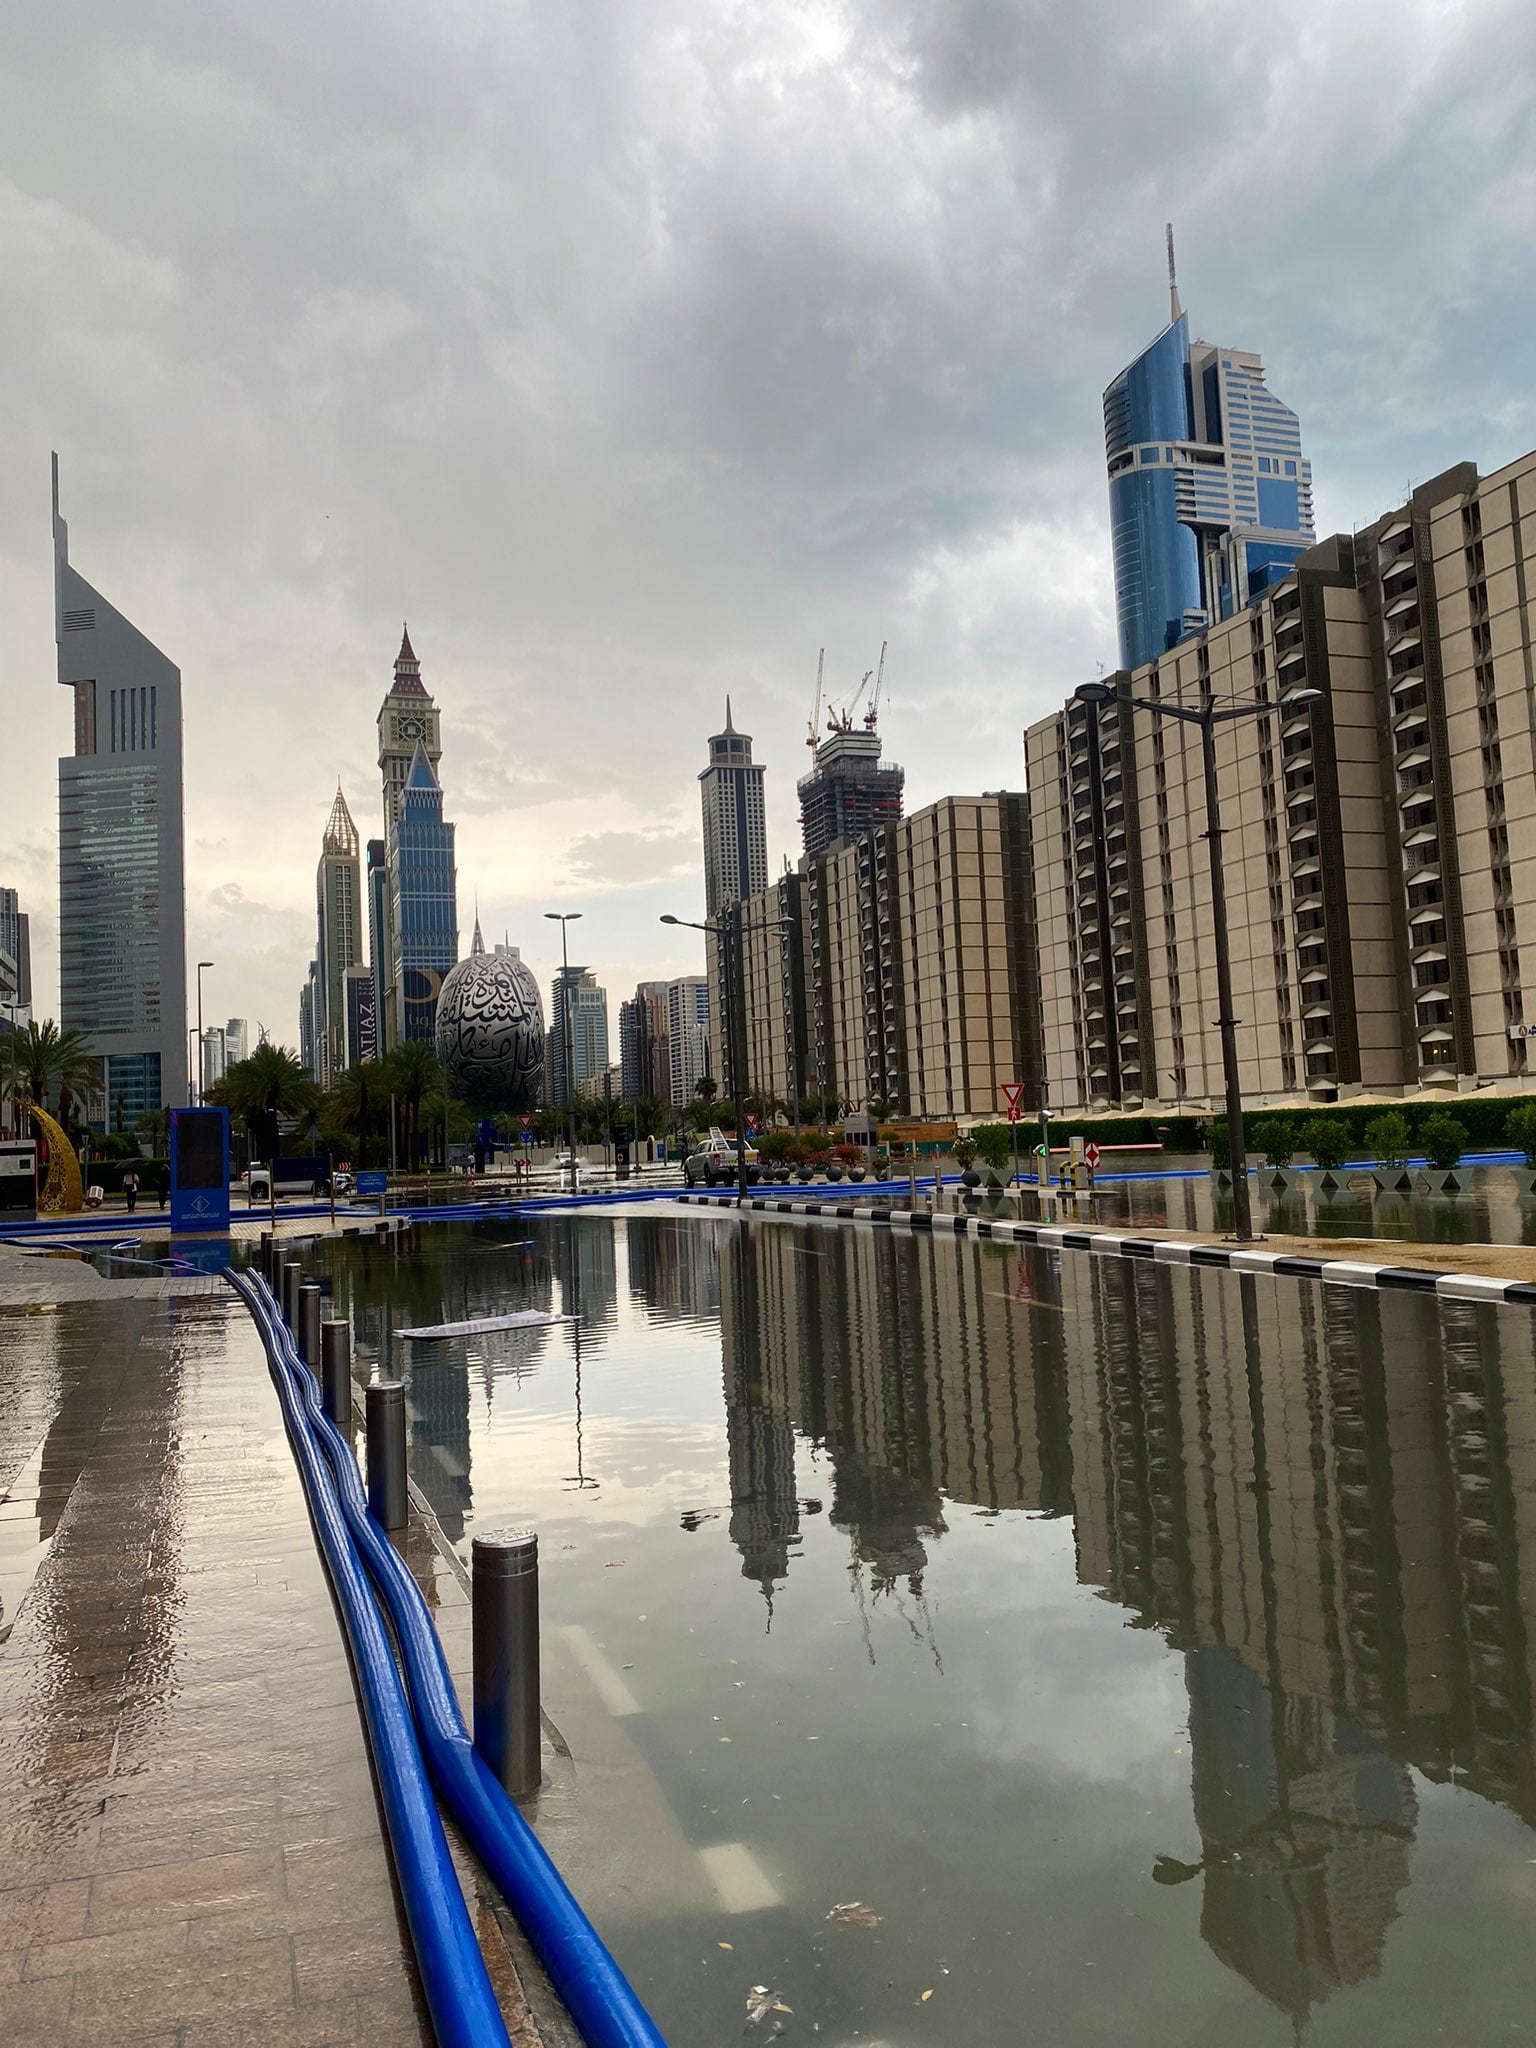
[
  {"x1": 230, "y1": 1269, "x2": 671, "y2": 2048},
  {"x1": 233, "y1": 1272, "x2": 511, "y2": 2048}
]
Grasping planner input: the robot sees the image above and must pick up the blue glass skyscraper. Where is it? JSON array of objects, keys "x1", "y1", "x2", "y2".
[
  {"x1": 388, "y1": 742, "x2": 458, "y2": 1045},
  {"x1": 1104, "y1": 236, "x2": 1315, "y2": 671}
]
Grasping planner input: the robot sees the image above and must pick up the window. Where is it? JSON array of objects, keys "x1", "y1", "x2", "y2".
[{"x1": 1284, "y1": 460, "x2": 1296, "y2": 476}]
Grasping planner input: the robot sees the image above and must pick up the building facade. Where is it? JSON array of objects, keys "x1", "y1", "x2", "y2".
[
  {"x1": 1028, "y1": 446, "x2": 1536, "y2": 1112},
  {"x1": 366, "y1": 839, "x2": 393, "y2": 1053},
  {"x1": 666, "y1": 975, "x2": 711, "y2": 1107},
  {"x1": 312, "y1": 786, "x2": 364, "y2": 1089},
  {"x1": 53, "y1": 457, "x2": 187, "y2": 1123},
  {"x1": 736, "y1": 874, "x2": 809, "y2": 1114},
  {"x1": 388, "y1": 742, "x2": 458, "y2": 1046},
  {"x1": 548, "y1": 966, "x2": 609, "y2": 1105},
  {"x1": 1105, "y1": 247, "x2": 1315, "y2": 672},
  {"x1": 619, "y1": 981, "x2": 671, "y2": 1103},
  {"x1": 0, "y1": 889, "x2": 33, "y2": 1018},
  {"x1": 797, "y1": 727, "x2": 905, "y2": 861},
  {"x1": 700, "y1": 699, "x2": 767, "y2": 1080}
]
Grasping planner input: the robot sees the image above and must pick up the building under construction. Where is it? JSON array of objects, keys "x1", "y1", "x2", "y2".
[{"x1": 797, "y1": 646, "x2": 905, "y2": 860}]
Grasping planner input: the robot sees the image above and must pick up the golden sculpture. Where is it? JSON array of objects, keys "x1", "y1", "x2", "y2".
[{"x1": 31, "y1": 1104, "x2": 84, "y2": 1214}]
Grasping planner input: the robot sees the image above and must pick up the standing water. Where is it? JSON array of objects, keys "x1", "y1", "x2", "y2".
[{"x1": 316, "y1": 1211, "x2": 1536, "y2": 2046}]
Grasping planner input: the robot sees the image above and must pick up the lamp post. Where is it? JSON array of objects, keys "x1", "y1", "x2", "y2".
[
  {"x1": 195, "y1": 960, "x2": 214, "y2": 1106},
  {"x1": 1072, "y1": 678, "x2": 1322, "y2": 1244},
  {"x1": 544, "y1": 913, "x2": 582, "y2": 1189},
  {"x1": 663, "y1": 908, "x2": 794, "y2": 1202}
]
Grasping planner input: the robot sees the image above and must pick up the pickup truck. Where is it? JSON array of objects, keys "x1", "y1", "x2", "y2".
[
  {"x1": 684, "y1": 1133, "x2": 761, "y2": 1187},
  {"x1": 246, "y1": 1157, "x2": 334, "y2": 1203}
]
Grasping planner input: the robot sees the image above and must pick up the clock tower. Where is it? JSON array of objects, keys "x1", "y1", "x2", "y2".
[{"x1": 377, "y1": 625, "x2": 442, "y2": 835}]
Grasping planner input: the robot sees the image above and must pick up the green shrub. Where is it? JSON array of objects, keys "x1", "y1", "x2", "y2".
[
  {"x1": 1253, "y1": 1116, "x2": 1296, "y2": 1168},
  {"x1": 970, "y1": 1123, "x2": 1014, "y2": 1171},
  {"x1": 1420, "y1": 1112, "x2": 1467, "y2": 1172},
  {"x1": 1507, "y1": 1101, "x2": 1536, "y2": 1168},
  {"x1": 1302, "y1": 1117, "x2": 1351, "y2": 1172},
  {"x1": 1206, "y1": 1116, "x2": 1229, "y2": 1164},
  {"x1": 951, "y1": 1135, "x2": 978, "y2": 1171},
  {"x1": 1365, "y1": 1111, "x2": 1411, "y2": 1170}
]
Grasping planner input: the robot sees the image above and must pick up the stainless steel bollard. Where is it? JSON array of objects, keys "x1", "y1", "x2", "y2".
[
  {"x1": 282, "y1": 1261, "x2": 303, "y2": 1329},
  {"x1": 365, "y1": 1380, "x2": 408, "y2": 1531},
  {"x1": 472, "y1": 1528, "x2": 541, "y2": 1798},
  {"x1": 320, "y1": 1320, "x2": 351, "y2": 1427},
  {"x1": 299, "y1": 1283, "x2": 323, "y2": 1370}
]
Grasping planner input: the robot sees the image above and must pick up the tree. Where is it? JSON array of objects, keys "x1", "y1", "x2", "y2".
[
  {"x1": 1365, "y1": 1111, "x2": 1411, "y2": 1170},
  {"x1": 1507, "y1": 1101, "x2": 1536, "y2": 1168},
  {"x1": 694, "y1": 1075, "x2": 718, "y2": 1108},
  {"x1": 378, "y1": 1039, "x2": 442, "y2": 1169},
  {"x1": 324, "y1": 1062, "x2": 384, "y2": 1168},
  {"x1": 1252, "y1": 1116, "x2": 1296, "y2": 1168},
  {"x1": 1302, "y1": 1116, "x2": 1350, "y2": 1172},
  {"x1": 221, "y1": 1044, "x2": 322, "y2": 1164},
  {"x1": 1420, "y1": 1112, "x2": 1467, "y2": 1172},
  {"x1": 2, "y1": 1019, "x2": 102, "y2": 1129}
]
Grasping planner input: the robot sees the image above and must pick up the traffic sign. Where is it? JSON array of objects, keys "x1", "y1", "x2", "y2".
[
  {"x1": 745, "y1": 1115, "x2": 758, "y2": 1136},
  {"x1": 1001, "y1": 1081, "x2": 1025, "y2": 1113},
  {"x1": 355, "y1": 1170, "x2": 388, "y2": 1197},
  {"x1": 519, "y1": 1115, "x2": 533, "y2": 1148},
  {"x1": 1084, "y1": 1142, "x2": 1101, "y2": 1170}
]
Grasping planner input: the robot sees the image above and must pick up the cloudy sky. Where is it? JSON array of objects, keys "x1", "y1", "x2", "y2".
[{"x1": 4, "y1": 0, "x2": 1535, "y2": 1046}]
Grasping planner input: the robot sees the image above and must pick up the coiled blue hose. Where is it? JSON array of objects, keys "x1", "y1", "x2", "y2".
[
  {"x1": 236, "y1": 1270, "x2": 511, "y2": 2048},
  {"x1": 231, "y1": 1269, "x2": 671, "y2": 2048}
]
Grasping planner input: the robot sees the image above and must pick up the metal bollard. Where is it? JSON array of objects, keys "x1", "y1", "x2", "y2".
[
  {"x1": 320, "y1": 1320, "x2": 351, "y2": 1427},
  {"x1": 365, "y1": 1381, "x2": 408, "y2": 1531},
  {"x1": 299, "y1": 1283, "x2": 323, "y2": 1370},
  {"x1": 472, "y1": 1528, "x2": 541, "y2": 1798},
  {"x1": 282, "y1": 1261, "x2": 303, "y2": 1329}
]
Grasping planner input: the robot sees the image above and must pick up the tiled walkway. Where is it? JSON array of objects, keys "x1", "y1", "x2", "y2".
[{"x1": 0, "y1": 1288, "x2": 433, "y2": 2046}]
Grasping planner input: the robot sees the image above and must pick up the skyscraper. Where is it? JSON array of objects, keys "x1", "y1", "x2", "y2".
[
  {"x1": 620, "y1": 980, "x2": 671, "y2": 1102},
  {"x1": 699, "y1": 699, "x2": 767, "y2": 916},
  {"x1": 0, "y1": 889, "x2": 33, "y2": 1017},
  {"x1": 313, "y1": 785, "x2": 364, "y2": 1088},
  {"x1": 798, "y1": 706, "x2": 904, "y2": 861},
  {"x1": 377, "y1": 626, "x2": 442, "y2": 834},
  {"x1": 1103, "y1": 232, "x2": 1315, "y2": 672},
  {"x1": 53, "y1": 456, "x2": 187, "y2": 1122},
  {"x1": 389, "y1": 742, "x2": 457, "y2": 1045},
  {"x1": 366, "y1": 838, "x2": 393, "y2": 1053},
  {"x1": 224, "y1": 1017, "x2": 249, "y2": 1066},
  {"x1": 549, "y1": 966, "x2": 609, "y2": 1103},
  {"x1": 666, "y1": 975, "x2": 711, "y2": 1107}
]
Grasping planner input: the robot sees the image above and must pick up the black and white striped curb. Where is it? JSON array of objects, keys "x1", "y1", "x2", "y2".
[{"x1": 675, "y1": 1191, "x2": 1536, "y2": 1305}]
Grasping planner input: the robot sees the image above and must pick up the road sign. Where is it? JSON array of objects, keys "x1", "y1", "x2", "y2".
[
  {"x1": 745, "y1": 1115, "x2": 758, "y2": 1136},
  {"x1": 519, "y1": 1115, "x2": 533, "y2": 1148},
  {"x1": 1084, "y1": 1141, "x2": 1101, "y2": 1170},
  {"x1": 1001, "y1": 1081, "x2": 1025, "y2": 1113},
  {"x1": 355, "y1": 1170, "x2": 388, "y2": 1198}
]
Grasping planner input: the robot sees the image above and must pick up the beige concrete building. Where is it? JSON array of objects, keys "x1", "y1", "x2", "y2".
[
  {"x1": 734, "y1": 792, "x2": 1038, "y2": 1123},
  {"x1": 1026, "y1": 446, "x2": 1536, "y2": 1112}
]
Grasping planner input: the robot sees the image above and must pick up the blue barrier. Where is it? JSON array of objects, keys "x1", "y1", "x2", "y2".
[
  {"x1": 232, "y1": 1277, "x2": 510, "y2": 2048},
  {"x1": 229, "y1": 1269, "x2": 670, "y2": 2048}
]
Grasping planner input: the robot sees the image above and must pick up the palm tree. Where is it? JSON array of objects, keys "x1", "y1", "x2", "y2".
[
  {"x1": 325, "y1": 1063, "x2": 383, "y2": 1168},
  {"x1": 221, "y1": 1044, "x2": 321, "y2": 1164},
  {"x1": 3, "y1": 1019, "x2": 102, "y2": 1129},
  {"x1": 379, "y1": 1040, "x2": 442, "y2": 1170}
]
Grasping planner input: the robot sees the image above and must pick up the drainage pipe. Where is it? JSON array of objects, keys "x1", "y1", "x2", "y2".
[
  {"x1": 229, "y1": 1270, "x2": 670, "y2": 2048},
  {"x1": 231, "y1": 1272, "x2": 511, "y2": 2048}
]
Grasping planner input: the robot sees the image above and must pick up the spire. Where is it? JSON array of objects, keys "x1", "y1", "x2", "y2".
[
  {"x1": 403, "y1": 738, "x2": 440, "y2": 792},
  {"x1": 724, "y1": 695, "x2": 735, "y2": 733},
  {"x1": 323, "y1": 783, "x2": 359, "y2": 857},
  {"x1": 472, "y1": 911, "x2": 485, "y2": 955},
  {"x1": 391, "y1": 623, "x2": 428, "y2": 698},
  {"x1": 1166, "y1": 222, "x2": 1182, "y2": 324},
  {"x1": 398, "y1": 622, "x2": 416, "y2": 665}
]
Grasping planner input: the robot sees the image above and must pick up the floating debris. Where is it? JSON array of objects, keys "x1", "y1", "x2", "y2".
[
  {"x1": 826, "y1": 1901, "x2": 880, "y2": 1929},
  {"x1": 398, "y1": 1310, "x2": 577, "y2": 1340}
]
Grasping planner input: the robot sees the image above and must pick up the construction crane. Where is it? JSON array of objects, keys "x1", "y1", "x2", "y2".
[
  {"x1": 863, "y1": 641, "x2": 887, "y2": 731},
  {"x1": 833, "y1": 669, "x2": 874, "y2": 734},
  {"x1": 806, "y1": 648, "x2": 825, "y2": 752}
]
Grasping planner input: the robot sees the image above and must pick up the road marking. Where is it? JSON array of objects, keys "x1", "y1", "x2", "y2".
[
  {"x1": 698, "y1": 1841, "x2": 782, "y2": 1913},
  {"x1": 558, "y1": 1624, "x2": 641, "y2": 1717}
]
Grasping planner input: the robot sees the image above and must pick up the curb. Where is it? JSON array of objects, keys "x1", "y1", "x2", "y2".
[{"x1": 673, "y1": 1192, "x2": 1536, "y2": 1306}]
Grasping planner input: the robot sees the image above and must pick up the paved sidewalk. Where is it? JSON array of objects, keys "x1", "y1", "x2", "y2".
[{"x1": 0, "y1": 1287, "x2": 434, "y2": 2046}]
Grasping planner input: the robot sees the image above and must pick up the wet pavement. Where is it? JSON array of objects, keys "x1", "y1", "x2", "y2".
[
  {"x1": 0, "y1": 1285, "x2": 436, "y2": 2046},
  {"x1": 312, "y1": 1210, "x2": 1536, "y2": 2047}
]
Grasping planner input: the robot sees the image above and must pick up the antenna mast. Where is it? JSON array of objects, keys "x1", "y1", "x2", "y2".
[{"x1": 1166, "y1": 222, "x2": 1182, "y2": 323}]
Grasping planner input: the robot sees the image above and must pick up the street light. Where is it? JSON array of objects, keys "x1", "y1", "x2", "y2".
[
  {"x1": 195, "y1": 960, "x2": 214, "y2": 1106},
  {"x1": 662, "y1": 908, "x2": 795, "y2": 1202},
  {"x1": 544, "y1": 913, "x2": 582, "y2": 1188},
  {"x1": 1073, "y1": 678, "x2": 1322, "y2": 1243}
]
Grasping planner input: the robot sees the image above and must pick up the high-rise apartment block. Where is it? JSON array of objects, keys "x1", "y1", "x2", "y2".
[
  {"x1": 734, "y1": 795, "x2": 1039, "y2": 1121},
  {"x1": 1027, "y1": 446, "x2": 1536, "y2": 1112},
  {"x1": 619, "y1": 981, "x2": 671, "y2": 1103},
  {"x1": 53, "y1": 457, "x2": 187, "y2": 1122},
  {"x1": 666, "y1": 976, "x2": 712, "y2": 1107},
  {"x1": 1105, "y1": 243, "x2": 1315, "y2": 672},
  {"x1": 700, "y1": 700, "x2": 767, "y2": 1087},
  {"x1": 0, "y1": 889, "x2": 33, "y2": 1017},
  {"x1": 549, "y1": 967, "x2": 610, "y2": 1104}
]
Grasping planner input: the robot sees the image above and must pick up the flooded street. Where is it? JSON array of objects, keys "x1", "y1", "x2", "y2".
[{"x1": 316, "y1": 1212, "x2": 1536, "y2": 2045}]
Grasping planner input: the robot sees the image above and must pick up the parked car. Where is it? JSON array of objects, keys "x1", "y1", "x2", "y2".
[
  {"x1": 684, "y1": 1134, "x2": 761, "y2": 1187},
  {"x1": 247, "y1": 1157, "x2": 332, "y2": 1203}
]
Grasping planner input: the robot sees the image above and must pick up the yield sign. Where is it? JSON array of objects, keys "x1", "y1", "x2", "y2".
[{"x1": 1001, "y1": 1081, "x2": 1025, "y2": 1123}]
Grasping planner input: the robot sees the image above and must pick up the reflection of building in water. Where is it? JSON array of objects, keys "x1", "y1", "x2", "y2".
[
  {"x1": 624, "y1": 1216, "x2": 721, "y2": 1326},
  {"x1": 1185, "y1": 1646, "x2": 1412, "y2": 2023},
  {"x1": 718, "y1": 1228, "x2": 801, "y2": 1601},
  {"x1": 548, "y1": 1218, "x2": 617, "y2": 1340},
  {"x1": 407, "y1": 1355, "x2": 472, "y2": 1543}
]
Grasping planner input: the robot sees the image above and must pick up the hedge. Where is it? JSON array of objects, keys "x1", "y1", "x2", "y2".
[{"x1": 974, "y1": 1094, "x2": 1536, "y2": 1157}]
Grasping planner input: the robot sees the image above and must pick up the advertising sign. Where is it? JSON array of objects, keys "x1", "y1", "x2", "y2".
[{"x1": 169, "y1": 1108, "x2": 231, "y2": 1234}]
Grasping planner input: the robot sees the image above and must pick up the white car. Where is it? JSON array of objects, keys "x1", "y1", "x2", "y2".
[{"x1": 684, "y1": 1135, "x2": 761, "y2": 1187}]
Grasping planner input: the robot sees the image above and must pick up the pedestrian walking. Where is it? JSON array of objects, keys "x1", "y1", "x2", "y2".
[
  {"x1": 157, "y1": 1163, "x2": 170, "y2": 1209},
  {"x1": 122, "y1": 1167, "x2": 140, "y2": 1213}
]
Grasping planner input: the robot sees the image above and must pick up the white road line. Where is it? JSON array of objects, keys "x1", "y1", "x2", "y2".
[
  {"x1": 697, "y1": 1841, "x2": 782, "y2": 1913},
  {"x1": 557, "y1": 1624, "x2": 641, "y2": 1717}
]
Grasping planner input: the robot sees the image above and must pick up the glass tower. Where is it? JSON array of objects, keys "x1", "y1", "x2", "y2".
[
  {"x1": 1104, "y1": 244, "x2": 1315, "y2": 671},
  {"x1": 388, "y1": 742, "x2": 458, "y2": 1045},
  {"x1": 53, "y1": 456, "x2": 187, "y2": 1123}
]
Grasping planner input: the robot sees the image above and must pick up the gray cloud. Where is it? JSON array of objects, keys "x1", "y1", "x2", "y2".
[{"x1": 2, "y1": 0, "x2": 1534, "y2": 1037}]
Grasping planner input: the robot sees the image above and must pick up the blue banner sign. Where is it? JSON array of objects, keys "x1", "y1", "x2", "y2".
[
  {"x1": 169, "y1": 1108, "x2": 230, "y2": 1234},
  {"x1": 355, "y1": 1170, "x2": 388, "y2": 1198}
]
